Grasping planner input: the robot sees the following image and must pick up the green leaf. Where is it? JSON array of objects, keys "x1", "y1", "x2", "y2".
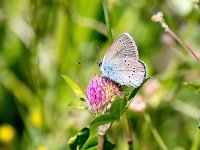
[
  {"x1": 68, "y1": 128, "x2": 90, "y2": 150},
  {"x1": 109, "y1": 98, "x2": 127, "y2": 119},
  {"x1": 128, "y1": 77, "x2": 151, "y2": 100},
  {"x1": 120, "y1": 97, "x2": 128, "y2": 114},
  {"x1": 103, "y1": 135, "x2": 116, "y2": 150},
  {"x1": 83, "y1": 135, "x2": 98, "y2": 149},
  {"x1": 62, "y1": 75, "x2": 85, "y2": 99},
  {"x1": 90, "y1": 114, "x2": 115, "y2": 126},
  {"x1": 68, "y1": 101, "x2": 87, "y2": 110},
  {"x1": 90, "y1": 98, "x2": 128, "y2": 126},
  {"x1": 183, "y1": 82, "x2": 200, "y2": 94}
]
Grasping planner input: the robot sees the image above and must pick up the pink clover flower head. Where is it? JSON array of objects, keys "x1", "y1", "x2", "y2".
[
  {"x1": 129, "y1": 95, "x2": 146, "y2": 113},
  {"x1": 86, "y1": 76, "x2": 123, "y2": 114}
]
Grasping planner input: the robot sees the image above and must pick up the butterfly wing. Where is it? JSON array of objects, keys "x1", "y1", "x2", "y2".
[
  {"x1": 102, "y1": 33, "x2": 139, "y2": 63},
  {"x1": 111, "y1": 59, "x2": 146, "y2": 87},
  {"x1": 101, "y1": 33, "x2": 146, "y2": 88}
]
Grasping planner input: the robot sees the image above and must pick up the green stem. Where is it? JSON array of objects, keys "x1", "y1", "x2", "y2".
[
  {"x1": 190, "y1": 128, "x2": 200, "y2": 150},
  {"x1": 144, "y1": 113, "x2": 168, "y2": 150},
  {"x1": 102, "y1": 0, "x2": 113, "y2": 44},
  {"x1": 124, "y1": 113, "x2": 133, "y2": 150}
]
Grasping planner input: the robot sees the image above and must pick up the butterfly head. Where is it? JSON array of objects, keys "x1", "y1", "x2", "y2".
[{"x1": 97, "y1": 61, "x2": 102, "y2": 67}]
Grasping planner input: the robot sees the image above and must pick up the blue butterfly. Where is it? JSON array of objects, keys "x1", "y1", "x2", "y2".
[{"x1": 99, "y1": 33, "x2": 147, "y2": 88}]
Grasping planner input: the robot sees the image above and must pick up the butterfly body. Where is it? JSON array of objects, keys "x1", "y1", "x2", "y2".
[{"x1": 100, "y1": 33, "x2": 147, "y2": 88}]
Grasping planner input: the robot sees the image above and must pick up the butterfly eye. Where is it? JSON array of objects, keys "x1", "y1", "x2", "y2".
[{"x1": 98, "y1": 61, "x2": 102, "y2": 67}]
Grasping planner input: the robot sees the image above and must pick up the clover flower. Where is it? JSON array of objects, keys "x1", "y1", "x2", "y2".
[
  {"x1": 129, "y1": 95, "x2": 146, "y2": 112},
  {"x1": 86, "y1": 76, "x2": 123, "y2": 114}
]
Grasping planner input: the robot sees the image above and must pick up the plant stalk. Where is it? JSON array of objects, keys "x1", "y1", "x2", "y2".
[
  {"x1": 102, "y1": 0, "x2": 113, "y2": 44},
  {"x1": 151, "y1": 12, "x2": 200, "y2": 64},
  {"x1": 124, "y1": 113, "x2": 133, "y2": 150},
  {"x1": 165, "y1": 28, "x2": 200, "y2": 64},
  {"x1": 144, "y1": 113, "x2": 168, "y2": 150},
  {"x1": 97, "y1": 1, "x2": 112, "y2": 150},
  {"x1": 98, "y1": 134, "x2": 105, "y2": 150}
]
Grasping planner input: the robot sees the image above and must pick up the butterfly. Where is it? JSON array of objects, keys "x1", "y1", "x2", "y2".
[{"x1": 99, "y1": 33, "x2": 147, "y2": 88}]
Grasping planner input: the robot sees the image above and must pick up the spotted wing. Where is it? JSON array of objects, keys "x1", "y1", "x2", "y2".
[
  {"x1": 101, "y1": 33, "x2": 146, "y2": 87},
  {"x1": 102, "y1": 33, "x2": 139, "y2": 65},
  {"x1": 110, "y1": 59, "x2": 146, "y2": 87}
]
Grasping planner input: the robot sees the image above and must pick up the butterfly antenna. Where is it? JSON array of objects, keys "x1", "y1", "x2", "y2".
[
  {"x1": 77, "y1": 60, "x2": 93, "y2": 65},
  {"x1": 96, "y1": 44, "x2": 103, "y2": 61}
]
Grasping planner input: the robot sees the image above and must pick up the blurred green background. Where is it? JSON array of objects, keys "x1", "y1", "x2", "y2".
[{"x1": 0, "y1": 0, "x2": 200, "y2": 149}]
